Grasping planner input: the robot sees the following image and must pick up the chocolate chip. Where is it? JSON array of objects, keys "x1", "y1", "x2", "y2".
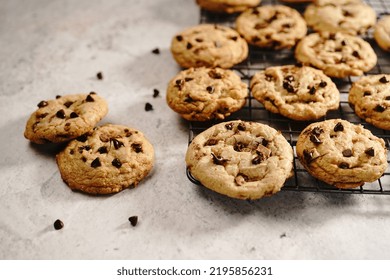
[
  {"x1": 234, "y1": 142, "x2": 246, "y2": 152},
  {"x1": 265, "y1": 74, "x2": 273, "y2": 81},
  {"x1": 195, "y1": 38, "x2": 203, "y2": 43},
  {"x1": 145, "y1": 102, "x2": 153, "y2": 111},
  {"x1": 255, "y1": 22, "x2": 268, "y2": 29},
  {"x1": 86, "y1": 94, "x2": 95, "y2": 102},
  {"x1": 341, "y1": 40, "x2": 347, "y2": 46},
  {"x1": 342, "y1": 10, "x2": 353, "y2": 17},
  {"x1": 37, "y1": 112, "x2": 49, "y2": 119},
  {"x1": 252, "y1": 154, "x2": 263, "y2": 165},
  {"x1": 310, "y1": 135, "x2": 322, "y2": 144},
  {"x1": 206, "y1": 86, "x2": 214, "y2": 93},
  {"x1": 151, "y1": 48, "x2": 160, "y2": 54},
  {"x1": 176, "y1": 35, "x2": 183, "y2": 41},
  {"x1": 285, "y1": 75, "x2": 294, "y2": 82},
  {"x1": 98, "y1": 146, "x2": 108, "y2": 154},
  {"x1": 261, "y1": 139, "x2": 269, "y2": 147},
  {"x1": 81, "y1": 156, "x2": 87, "y2": 162},
  {"x1": 70, "y1": 112, "x2": 79, "y2": 118},
  {"x1": 175, "y1": 79, "x2": 184, "y2": 90},
  {"x1": 283, "y1": 82, "x2": 295, "y2": 93},
  {"x1": 319, "y1": 81, "x2": 327, "y2": 88},
  {"x1": 112, "y1": 139, "x2": 124, "y2": 149},
  {"x1": 91, "y1": 157, "x2": 101, "y2": 168},
  {"x1": 211, "y1": 153, "x2": 228, "y2": 165},
  {"x1": 339, "y1": 162, "x2": 349, "y2": 169},
  {"x1": 334, "y1": 122, "x2": 344, "y2": 132},
  {"x1": 364, "y1": 91, "x2": 371, "y2": 96},
  {"x1": 76, "y1": 134, "x2": 88, "y2": 142},
  {"x1": 53, "y1": 219, "x2": 64, "y2": 230},
  {"x1": 184, "y1": 96, "x2": 193, "y2": 103},
  {"x1": 379, "y1": 76, "x2": 389, "y2": 83},
  {"x1": 131, "y1": 143, "x2": 143, "y2": 153},
  {"x1": 205, "y1": 139, "x2": 218, "y2": 146},
  {"x1": 237, "y1": 123, "x2": 246, "y2": 131},
  {"x1": 186, "y1": 42, "x2": 193, "y2": 49},
  {"x1": 56, "y1": 109, "x2": 66, "y2": 119},
  {"x1": 365, "y1": 147, "x2": 375, "y2": 157},
  {"x1": 303, "y1": 150, "x2": 313, "y2": 163},
  {"x1": 352, "y1": 50, "x2": 360, "y2": 58},
  {"x1": 312, "y1": 127, "x2": 323, "y2": 136},
  {"x1": 56, "y1": 95, "x2": 62, "y2": 99},
  {"x1": 329, "y1": 33, "x2": 336, "y2": 40},
  {"x1": 374, "y1": 104, "x2": 386, "y2": 112},
  {"x1": 225, "y1": 123, "x2": 234, "y2": 130},
  {"x1": 153, "y1": 89, "x2": 159, "y2": 98},
  {"x1": 37, "y1": 101, "x2": 48, "y2": 108},
  {"x1": 342, "y1": 149, "x2": 353, "y2": 157},
  {"x1": 89, "y1": 91, "x2": 97, "y2": 95},
  {"x1": 309, "y1": 86, "x2": 316, "y2": 95},
  {"x1": 229, "y1": 36, "x2": 238, "y2": 41},
  {"x1": 208, "y1": 70, "x2": 222, "y2": 79},
  {"x1": 252, "y1": 36, "x2": 261, "y2": 43},
  {"x1": 63, "y1": 101, "x2": 73, "y2": 108},
  {"x1": 96, "y1": 72, "x2": 103, "y2": 80},
  {"x1": 129, "y1": 216, "x2": 138, "y2": 227},
  {"x1": 386, "y1": 96, "x2": 390, "y2": 100},
  {"x1": 185, "y1": 77, "x2": 194, "y2": 82},
  {"x1": 252, "y1": 9, "x2": 260, "y2": 15},
  {"x1": 112, "y1": 158, "x2": 122, "y2": 168}
]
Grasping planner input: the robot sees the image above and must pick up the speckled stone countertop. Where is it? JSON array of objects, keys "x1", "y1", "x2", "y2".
[{"x1": 1, "y1": 0, "x2": 390, "y2": 260}]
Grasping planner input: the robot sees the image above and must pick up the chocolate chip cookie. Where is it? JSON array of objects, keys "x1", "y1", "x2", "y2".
[
  {"x1": 24, "y1": 92, "x2": 108, "y2": 144},
  {"x1": 304, "y1": 1, "x2": 376, "y2": 35},
  {"x1": 349, "y1": 75, "x2": 390, "y2": 130},
  {"x1": 374, "y1": 16, "x2": 390, "y2": 52},
  {"x1": 250, "y1": 65, "x2": 339, "y2": 120},
  {"x1": 166, "y1": 67, "x2": 248, "y2": 121},
  {"x1": 296, "y1": 119, "x2": 388, "y2": 188},
  {"x1": 195, "y1": 0, "x2": 261, "y2": 14},
  {"x1": 56, "y1": 124, "x2": 154, "y2": 195},
  {"x1": 170, "y1": 24, "x2": 248, "y2": 69},
  {"x1": 295, "y1": 32, "x2": 377, "y2": 78},
  {"x1": 235, "y1": 5, "x2": 307, "y2": 49},
  {"x1": 186, "y1": 120, "x2": 294, "y2": 199}
]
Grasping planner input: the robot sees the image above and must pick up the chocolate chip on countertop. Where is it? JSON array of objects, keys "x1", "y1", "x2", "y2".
[
  {"x1": 334, "y1": 122, "x2": 344, "y2": 132},
  {"x1": 151, "y1": 48, "x2": 160, "y2": 54},
  {"x1": 91, "y1": 157, "x2": 101, "y2": 168},
  {"x1": 153, "y1": 89, "x2": 159, "y2": 98},
  {"x1": 145, "y1": 102, "x2": 153, "y2": 111},
  {"x1": 129, "y1": 216, "x2": 138, "y2": 227},
  {"x1": 365, "y1": 147, "x2": 375, "y2": 157},
  {"x1": 96, "y1": 72, "x2": 103, "y2": 80},
  {"x1": 37, "y1": 101, "x2": 48, "y2": 108},
  {"x1": 53, "y1": 219, "x2": 64, "y2": 230},
  {"x1": 56, "y1": 109, "x2": 66, "y2": 119}
]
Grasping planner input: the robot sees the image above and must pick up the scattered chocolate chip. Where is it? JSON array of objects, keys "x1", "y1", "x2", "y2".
[
  {"x1": 374, "y1": 104, "x2": 386, "y2": 112},
  {"x1": 151, "y1": 48, "x2": 160, "y2": 54},
  {"x1": 379, "y1": 76, "x2": 389, "y2": 83},
  {"x1": 252, "y1": 154, "x2": 263, "y2": 165},
  {"x1": 339, "y1": 162, "x2": 349, "y2": 169},
  {"x1": 309, "y1": 86, "x2": 316, "y2": 95},
  {"x1": 131, "y1": 143, "x2": 143, "y2": 153},
  {"x1": 261, "y1": 139, "x2": 269, "y2": 147},
  {"x1": 206, "y1": 86, "x2": 214, "y2": 93},
  {"x1": 208, "y1": 70, "x2": 222, "y2": 79},
  {"x1": 86, "y1": 94, "x2": 95, "y2": 102},
  {"x1": 282, "y1": 23, "x2": 292, "y2": 28},
  {"x1": 98, "y1": 146, "x2": 108, "y2": 154},
  {"x1": 225, "y1": 123, "x2": 234, "y2": 130},
  {"x1": 112, "y1": 158, "x2": 122, "y2": 168},
  {"x1": 237, "y1": 123, "x2": 246, "y2": 131},
  {"x1": 365, "y1": 147, "x2": 375, "y2": 157},
  {"x1": 37, "y1": 101, "x2": 48, "y2": 108},
  {"x1": 310, "y1": 134, "x2": 322, "y2": 144},
  {"x1": 303, "y1": 150, "x2": 314, "y2": 163},
  {"x1": 111, "y1": 138, "x2": 124, "y2": 149},
  {"x1": 81, "y1": 156, "x2": 87, "y2": 162},
  {"x1": 234, "y1": 142, "x2": 246, "y2": 152},
  {"x1": 329, "y1": 33, "x2": 336, "y2": 40},
  {"x1": 56, "y1": 95, "x2": 62, "y2": 99},
  {"x1": 285, "y1": 75, "x2": 294, "y2": 82},
  {"x1": 145, "y1": 102, "x2": 153, "y2": 111},
  {"x1": 205, "y1": 139, "x2": 218, "y2": 146},
  {"x1": 195, "y1": 38, "x2": 203, "y2": 43},
  {"x1": 70, "y1": 112, "x2": 79, "y2": 118},
  {"x1": 255, "y1": 22, "x2": 268, "y2": 29},
  {"x1": 342, "y1": 149, "x2": 353, "y2": 157},
  {"x1": 56, "y1": 109, "x2": 66, "y2": 119},
  {"x1": 91, "y1": 157, "x2": 101, "y2": 168},
  {"x1": 53, "y1": 219, "x2": 64, "y2": 230},
  {"x1": 76, "y1": 134, "x2": 88, "y2": 142},
  {"x1": 153, "y1": 89, "x2": 159, "y2": 98},
  {"x1": 265, "y1": 74, "x2": 273, "y2": 81},
  {"x1": 37, "y1": 112, "x2": 49, "y2": 119},
  {"x1": 342, "y1": 10, "x2": 353, "y2": 17},
  {"x1": 341, "y1": 40, "x2": 347, "y2": 46},
  {"x1": 175, "y1": 79, "x2": 184, "y2": 90},
  {"x1": 176, "y1": 35, "x2": 183, "y2": 41},
  {"x1": 252, "y1": 9, "x2": 260, "y2": 15},
  {"x1": 319, "y1": 81, "x2": 327, "y2": 88},
  {"x1": 334, "y1": 122, "x2": 344, "y2": 132},
  {"x1": 90, "y1": 91, "x2": 97, "y2": 95},
  {"x1": 184, "y1": 96, "x2": 193, "y2": 103},
  {"x1": 211, "y1": 153, "x2": 228, "y2": 165},
  {"x1": 312, "y1": 127, "x2": 323, "y2": 136},
  {"x1": 185, "y1": 77, "x2": 194, "y2": 82},
  {"x1": 186, "y1": 42, "x2": 193, "y2": 49},
  {"x1": 129, "y1": 216, "x2": 138, "y2": 227},
  {"x1": 364, "y1": 91, "x2": 372, "y2": 96},
  {"x1": 283, "y1": 82, "x2": 295, "y2": 93},
  {"x1": 97, "y1": 72, "x2": 103, "y2": 80},
  {"x1": 386, "y1": 96, "x2": 390, "y2": 100},
  {"x1": 64, "y1": 101, "x2": 73, "y2": 108},
  {"x1": 229, "y1": 36, "x2": 238, "y2": 41}
]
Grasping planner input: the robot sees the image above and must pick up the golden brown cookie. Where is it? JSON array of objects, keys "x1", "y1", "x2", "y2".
[
  {"x1": 374, "y1": 16, "x2": 390, "y2": 52},
  {"x1": 56, "y1": 124, "x2": 154, "y2": 195},
  {"x1": 195, "y1": 0, "x2": 261, "y2": 14}
]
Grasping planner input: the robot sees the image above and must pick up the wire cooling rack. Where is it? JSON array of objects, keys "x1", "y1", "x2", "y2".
[{"x1": 186, "y1": 0, "x2": 390, "y2": 194}]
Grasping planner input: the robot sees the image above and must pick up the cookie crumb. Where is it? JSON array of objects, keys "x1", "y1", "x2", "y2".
[
  {"x1": 96, "y1": 72, "x2": 103, "y2": 80},
  {"x1": 280, "y1": 233, "x2": 286, "y2": 238},
  {"x1": 145, "y1": 102, "x2": 153, "y2": 111},
  {"x1": 152, "y1": 48, "x2": 160, "y2": 55},
  {"x1": 129, "y1": 216, "x2": 138, "y2": 227},
  {"x1": 153, "y1": 89, "x2": 160, "y2": 98},
  {"x1": 53, "y1": 219, "x2": 64, "y2": 230}
]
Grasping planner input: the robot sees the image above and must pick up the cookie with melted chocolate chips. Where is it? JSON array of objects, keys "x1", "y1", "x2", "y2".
[
  {"x1": 296, "y1": 119, "x2": 388, "y2": 188},
  {"x1": 186, "y1": 120, "x2": 293, "y2": 199},
  {"x1": 56, "y1": 124, "x2": 154, "y2": 194}
]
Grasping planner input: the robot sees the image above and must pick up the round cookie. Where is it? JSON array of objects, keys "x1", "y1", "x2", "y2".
[
  {"x1": 304, "y1": 2, "x2": 376, "y2": 35},
  {"x1": 374, "y1": 16, "x2": 390, "y2": 52},
  {"x1": 186, "y1": 120, "x2": 294, "y2": 199},
  {"x1": 56, "y1": 124, "x2": 154, "y2": 195},
  {"x1": 250, "y1": 65, "x2": 339, "y2": 121},
  {"x1": 170, "y1": 24, "x2": 248, "y2": 69},
  {"x1": 166, "y1": 67, "x2": 248, "y2": 121},
  {"x1": 195, "y1": 0, "x2": 261, "y2": 14},
  {"x1": 296, "y1": 119, "x2": 388, "y2": 188},
  {"x1": 24, "y1": 92, "x2": 108, "y2": 144},
  {"x1": 235, "y1": 5, "x2": 307, "y2": 49},
  {"x1": 295, "y1": 32, "x2": 377, "y2": 78},
  {"x1": 348, "y1": 74, "x2": 390, "y2": 130},
  {"x1": 314, "y1": 0, "x2": 363, "y2": 5}
]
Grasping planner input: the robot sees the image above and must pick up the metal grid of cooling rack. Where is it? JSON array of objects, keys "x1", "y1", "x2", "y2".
[{"x1": 186, "y1": 0, "x2": 390, "y2": 194}]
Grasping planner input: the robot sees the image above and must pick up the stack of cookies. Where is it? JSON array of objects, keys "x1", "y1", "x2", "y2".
[
  {"x1": 24, "y1": 93, "x2": 155, "y2": 195},
  {"x1": 168, "y1": 0, "x2": 389, "y2": 199}
]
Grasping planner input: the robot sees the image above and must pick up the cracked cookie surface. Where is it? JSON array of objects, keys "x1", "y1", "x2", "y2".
[
  {"x1": 56, "y1": 124, "x2": 154, "y2": 195},
  {"x1": 186, "y1": 120, "x2": 294, "y2": 199},
  {"x1": 24, "y1": 92, "x2": 108, "y2": 144},
  {"x1": 235, "y1": 5, "x2": 307, "y2": 49},
  {"x1": 170, "y1": 24, "x2": 248, "y2": 69},
  {"x1": 250, "y1": 65, "x2": 339, "y2": 120},
  {"x1": 349, "y1": 74, "x2": 390, "y2": 130},
  {"x1": 296, "y1": 119, "x2": 388, "y2": 188},
  {"x1": 295, "y1": 32, "x2": 377, "y2": 78},
  {"x1": 374, "y1": 16, "x2": 390, "y2": 52},
  {"x1": 166, "y1": 67, "x2": 248, "y2": 121},
  {"x1": 195, "y1": 0, "x2": 261, "y2": 14}
]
